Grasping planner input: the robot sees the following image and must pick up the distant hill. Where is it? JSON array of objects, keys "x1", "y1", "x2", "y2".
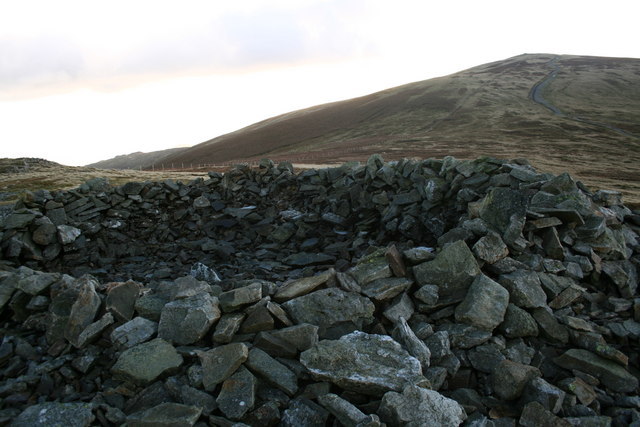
[
  {"x1": 159, "y1": 53, "x2": 640, "y2": 202},
  {"x1": 86, "y1": 147, "x2": 188, "y2": 170},
  {"x1": 91, "y1": 53, "x2": 640, "y2": 203}
]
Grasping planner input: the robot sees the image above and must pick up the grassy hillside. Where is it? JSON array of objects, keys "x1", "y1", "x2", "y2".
[
  {"x1": 86, "y1": 147, "x2": 189, "y2": 170},
  {"x1": 154, "y1": 53, "x2": 640, "y2": 205}
]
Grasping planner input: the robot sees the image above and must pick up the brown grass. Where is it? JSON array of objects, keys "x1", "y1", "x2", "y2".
[
  {"x1": 0, "y1": 159, "x2": 209, "y2": 205},
  {"x1": 155, "y1": 53, "x2": 640, "y2": 207}
]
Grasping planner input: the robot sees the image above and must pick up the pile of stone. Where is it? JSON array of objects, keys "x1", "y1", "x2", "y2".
[{"x1": 0, "y1": 155, "x2": 639, "y2": 426}]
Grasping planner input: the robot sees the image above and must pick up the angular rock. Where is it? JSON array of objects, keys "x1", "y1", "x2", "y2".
[
  {"x1": 531, "y1": 307, "x2": 569, "y2": 344},
  {"x1": 519, "y1": 401, "x2": 572, "y2": 427},
  {"x1": 479, "y1": 187, "x2": 529, "y2": 234},
  {"x1": 414, "y1": 284, "x2": 439, "y2": 307},
  {"x1": 424, "y1": 330, "x2": 451, "y2": 360},
  {"x1": 413, "y1": 240, "x2": 481, "y2": 305},
  {"x1": 361, "y1": 277, "x2": 413, "y2": 301},
  {"x1": 105, "y1": 280, "x2": 140, "y2": 322},
  {"x1": 10, "y1": 402, "x2": 94, "y2": 427},
  {"x1": 134, "y1": 293, "x2": 167, "y2": 322},
  {"x1": 65, "y1": 277, "x2": 102, "y2": 347},
  {"x1": 15, "y1": 271, "x2": 58, "y2": 295},
  {"x1": 549, "y1": 284, "x2": 584, "y2": 309},
  {"x1": 0, "y1": 275, "x2": 16, "y2": 313},
  {"x1": 336, "y1": 271, "x2": 362, "y2": 293},
  {"x1": 499, "y1": 270, "x2": 547, "y2": 308},
  {"x1": 554, "y1": 349, "x2": 639, "y2": 393},
  {"x1": 602, "y1": 260, "x2": 638, "y2": 298},
  {"x1": 383, "y1": 292, "x2": 415, "y2": 323},
  {"x1": 75, "y1": 312, "x2": 114, "y2": 348},
  {"x1": 111, "y1": 316, "x2": 158, "y2": 349},
  {"x1": 239, "y1": 305, "x2": 274, "y2": 333},
  {"x1": 212, "y1": 312, "x2": 245, "y2": 343},
  {"x1": 467, "y1": 343, "x2": 506, "y2": 374},
  {"x1": 282, "y1": 288, "x2": 375, "y2": 338},
  {"x1": 254, "y1": 331, "x2": 298, "y2": 358},
  {"x1": 274, "y1": 269, "x2": 334, "y2": 302},
  {"x1": 557, "y1": 377, "x2": 596, "y2": 406},
  {"x1": 498, "y1": 303, "x2": 539, "y2": 338},
  {"x1": 317, "y1": 393, "x2": 371, "y2": 427},
  {"x1": 538, "y1": 272, "x2": 576, "y2": 298},
  {"x1": 347, "y1": 256, "x2": 392, "y2": 286},
  {"x1": 454, "y1": 274, "x2": 509, "y2": 331},
  {"x1": 171, "y1": 384, "x2": 217, "y2": 416},
  {"x1": 266, "y1": 300, "x2": 293, "y2": 326},
  {"x1": 4, "y1": 212, "x2": 37, "y2": 229},
  {"x1": 520, "y1": 377, "x2": 566, "y2": 414},
  {"x1": 492, "y1": 359, "x2": 541, "y2": 401},
  {"x1": 46, "y1": 282, "x2": 83, "y2": 345},
  {"x1": 217, "y1": 366, "x2": 257, "y2": 420},
  {"x1": 281, "y1": 398, "x2": 330, "y2": 427},
  {"x1": 218, "y1": 282, "x2": 262, "y2": 311},
  {"x1": 198, "y1": 342, "x2": 249, "y2": 391},
  {"x1": 543, "y1": 226, "x2": 565, "y2": 260},
  {"x1": 379, "y1": 385, "x2": 467, "y2": 427},
  {"x1": 111, "y1": 338, "x2": 183, "y2": 385},
  {"x1": 190, "y1": 262, "x2": 221, "y2": 284},
  {"x1": 193, "y1": 195, "x2": 210, "y2": 209},
  {"x1": 472, "y1": 232, "x2": 509, "y2": 264},
  {"x1": 170, "y1": 275, "x2": 212, "y2": 299},
  {"x1": 245, "y1": 347, "x2": 298, "y2": 396},
  {"x1": 393, "y1": 317, "x2": 431, "y2": 369},
  {"x1": 57, "y1": 224, "x2": 81, "y2": 244},
  {"x1": 126, "y1": 402, "x2": 202, "y2": 427},
  {"x1": 437, "y1": 323, "x2": 492, "y2": 349},
  {"x1": 158, "y1": 293, "x2": 220, "y2": 345},
  {"x1": 386, "y1": 244, "x2": 407, "y2": 277},
  {"x1": 300, "y1": 331, "x2": 424, "y2": 395},
  {"x1": 403, "y1": 246, "x2": 435, "y2": 264},
  {"x1": 270, "y1": 323, "x2": 319, "y2": 352}
]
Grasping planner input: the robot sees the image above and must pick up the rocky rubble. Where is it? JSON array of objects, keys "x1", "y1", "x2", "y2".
[{"x1": 0, "y1": 155, "x2": 639, "y2": 426}]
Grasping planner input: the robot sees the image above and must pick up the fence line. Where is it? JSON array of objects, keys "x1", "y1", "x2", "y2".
[{"x1": 143, "y1": 145, "x2": 374, "y2": 171}]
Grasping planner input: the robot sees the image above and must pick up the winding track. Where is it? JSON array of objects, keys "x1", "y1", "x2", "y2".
[{"x1": 529, "y1": 57, "x2": 638, "y2": 138}]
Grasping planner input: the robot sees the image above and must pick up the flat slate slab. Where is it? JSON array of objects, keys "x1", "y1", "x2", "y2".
[
  {"x1": 554, "y1": 348, "x2": 639, "y2": 393},
  {"x1": 282, "y1": 288, "x2": 375, "y2": 337},
  {"x1": 10, "y1": 402, "x2": 94, "y2": 427},
  {"x1": 300, "y1": 331, "x2": 425, "y2": 395},
  {"x1": 111, "y1": 338, "x2": 183, "y2": 385}
]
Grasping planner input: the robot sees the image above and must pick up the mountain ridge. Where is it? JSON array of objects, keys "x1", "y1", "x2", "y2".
[
  {"x1": 86, "y1": 147, "x2": 188, "y2": 170},
  {"x1": 88, "y1": 53, "x2": 640, "y2": 202}
]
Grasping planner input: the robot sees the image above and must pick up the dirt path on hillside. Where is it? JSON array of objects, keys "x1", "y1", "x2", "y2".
[{"x1": 529, "y1": 57, "x2": 638, "y2": 138}]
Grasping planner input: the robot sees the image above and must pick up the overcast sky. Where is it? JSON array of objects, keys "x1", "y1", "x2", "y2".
[{"x1": 1, "y1": 0, "x2": 639, "y2": 166}]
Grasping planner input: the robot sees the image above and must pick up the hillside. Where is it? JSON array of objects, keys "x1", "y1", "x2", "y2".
[
  {"x1": 157, "y1": 53, "x2": 640, "y2": 204},
  {"x1": 86, "y1": 147, "x2": 188, "y2": 170}
]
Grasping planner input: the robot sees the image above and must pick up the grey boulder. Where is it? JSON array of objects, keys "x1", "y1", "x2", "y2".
[
  {"x1": 111, "y1": 338, "x2": 183, "y2": 385},
  {"x1": 379, "y1": 385, "x2": 467, "y2": 427},
  {"x1": 300, "y1": 331, "x2": 425, "y2": 395},
  {"x1": 283, "y1": 288, "x2": 375, "y2": 338},
  {"x1": 454, "y1": 274, "x2": 509, "y2": 331},
  {"x1": 158, "y1": 293, "x2": 220, "y2": 345},
  {"x1": 413, "y1": 240, "x2": 481, "y2": 305}
]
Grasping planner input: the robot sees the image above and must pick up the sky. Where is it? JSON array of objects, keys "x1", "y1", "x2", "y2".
[{"x1": 1, "y1": 0, "x2": 639, "y2": 166}]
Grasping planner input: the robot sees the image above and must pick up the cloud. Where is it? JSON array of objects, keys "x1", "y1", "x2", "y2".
[
  {"x1": 0, "y1": 0, "x2": 380, "y2": 99},
  {"x1": 0, "y1": 35, "x2": 85, "y2": 93}
]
